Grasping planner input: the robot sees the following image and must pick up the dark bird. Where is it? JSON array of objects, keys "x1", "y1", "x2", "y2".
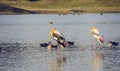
[
  {"x1": 67, "y1": 41, "x2": 74, "y2": 46},
  {"x1": 49, "y1": 22, "x2": 53, "y2": 24},
  {"x1": 100, "y1": 13, "x2": 103, "y2": 15},
  {"x1": 40, "y1": 43, "x2": 49, "y2": 47},
  {"x1": 109, "y1": 41, "x2": 119, "y2": 47}
]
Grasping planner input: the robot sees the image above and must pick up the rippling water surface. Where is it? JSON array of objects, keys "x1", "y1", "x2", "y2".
[{"x1": 0, "y1": 13, "x2": 120, "y2": 71}]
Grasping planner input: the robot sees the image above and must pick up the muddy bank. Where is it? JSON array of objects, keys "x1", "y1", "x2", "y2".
[{"x1": 0, "y1": 4, "x2": 38, "y2": 15}]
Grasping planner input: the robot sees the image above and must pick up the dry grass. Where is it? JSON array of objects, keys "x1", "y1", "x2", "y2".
[{"x1": 0, "y1": 0, "x2": 120, "y2": 14}]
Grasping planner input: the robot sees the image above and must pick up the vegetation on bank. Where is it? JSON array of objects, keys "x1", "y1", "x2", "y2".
[{"x1": 0, "y1": 0, "x2": 120, "y2": 14}]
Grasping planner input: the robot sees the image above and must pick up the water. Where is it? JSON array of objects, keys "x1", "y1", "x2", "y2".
[{"x1": 0, "y1": 13, "x2": 120, "y2": 71}]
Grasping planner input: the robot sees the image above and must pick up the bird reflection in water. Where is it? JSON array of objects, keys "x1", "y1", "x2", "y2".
[
  {"x1": 48, "y1": 56, "x2": 66, "y2": 71},
  {"x1": 91, "y1": 54, "x2": 104, "y2": 71}
]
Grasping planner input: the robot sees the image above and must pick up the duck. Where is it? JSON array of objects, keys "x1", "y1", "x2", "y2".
[
  {"x1": 49, "y1": 22, "x2": 53, "y2": 24},
  {"x1": 47, "y1": 42, "x2": 57, "y2": 49},
  {"x1": 109, "y1": 41, "x2": 119, "y2": 47},
  {"x1": 40, "y1": 43, "x2": 49, "y2": 47},
  {"x1": 67, "y1": 41, "x2": 74, "y2": 46}
]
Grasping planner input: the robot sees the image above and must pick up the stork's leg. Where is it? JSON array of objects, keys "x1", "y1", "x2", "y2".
[
  {"x1": 57, "y1": 43, "x2": 60, "y2": 56},
  {"x1": 94, "y1": 38, "x2": 96, "y2": 50}
]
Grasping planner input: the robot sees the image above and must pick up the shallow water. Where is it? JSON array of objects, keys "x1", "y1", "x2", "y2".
[{"x1": 0, "y1": 13, "x2": 120, "y2": 71}]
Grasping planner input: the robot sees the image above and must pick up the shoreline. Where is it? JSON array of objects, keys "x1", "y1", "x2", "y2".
[
  {"x1": 0, "y1": 9, "x2": 120, "y2": 15},
  {"x1": 0, "y1": 3, "x2": 120, "y2": 15}
]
